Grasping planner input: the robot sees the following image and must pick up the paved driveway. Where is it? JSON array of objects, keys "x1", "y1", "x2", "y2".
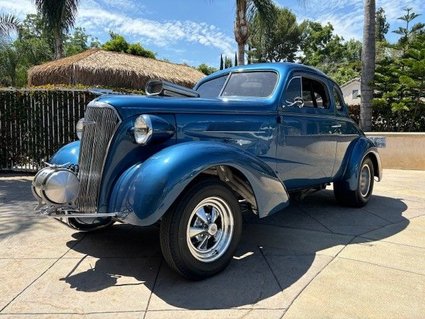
[{"x1": 0, "y1": 169, "x2": 424, "y2": 318}]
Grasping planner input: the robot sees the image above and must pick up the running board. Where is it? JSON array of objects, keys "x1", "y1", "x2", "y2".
[{"x1": 37, "y1": 211, "x2": 118, "y2": 219}]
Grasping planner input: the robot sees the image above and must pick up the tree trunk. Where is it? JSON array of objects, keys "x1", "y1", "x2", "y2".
[
  {"x1": 53, "y1": 28, "x2": 64, "y2": 60},
  {"x1": 234, "y1": 0, "x2": 248, "y2": 65},
  {"x1": 360, "y1": 0, "x2": 376, "y2": 131}
]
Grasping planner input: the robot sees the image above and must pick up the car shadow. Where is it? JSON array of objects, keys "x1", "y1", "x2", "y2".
[
  {"x1": 0, "y1": 177, "x2": 53, "y2": 240},
  {"x1": 63, "y1": 190, "x2": 409, "y2": 309}
]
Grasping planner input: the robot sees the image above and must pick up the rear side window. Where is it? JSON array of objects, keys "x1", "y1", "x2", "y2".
[
  {"x1": 333, "y1": 87, "x2": 346, "y2": 112},
  {"x1": 197, "y1": 75, "x2": 228, "y2": 98},
  {"x1": 222, "y1": 72, "x2": 277, "y2": 97},
  {"x1": 302, "y1": 77, "x2": 330, "y2": 108}
]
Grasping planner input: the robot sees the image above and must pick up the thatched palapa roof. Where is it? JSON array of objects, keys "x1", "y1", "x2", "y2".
[{"x1": 28, "y1": 49, "x2": 205, "y2": 90}]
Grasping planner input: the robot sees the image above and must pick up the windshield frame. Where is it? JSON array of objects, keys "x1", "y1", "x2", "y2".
[{"x1": 196, "y1": 70, "x2": 279, "y2": 99}]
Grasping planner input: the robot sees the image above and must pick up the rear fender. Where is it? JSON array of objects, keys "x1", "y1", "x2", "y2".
[
  {"x1": 109, "y1": 141, "x2": 289, "y2": 226},
  {"x1": 338, "y1": 137, "x2": 382, "y2": 191}
]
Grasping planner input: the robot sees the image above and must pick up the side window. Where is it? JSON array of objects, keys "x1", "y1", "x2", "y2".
[
  {"x1": 333, "y1": 87, "x2": 345, "y2": 112},
  {"x1": 284, "y1": 77, "x2": 301, "y2": 106},
  {"x1": 302, "y1": 77, "x2": 330, "y2": 108},
  {"x1": 196, "y1": 75, "x2": 228, "y2": 98}
]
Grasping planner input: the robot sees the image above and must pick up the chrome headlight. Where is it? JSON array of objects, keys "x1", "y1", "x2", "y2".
[
  {"x1": 134, "y1": 115, "x2": 152, "y2": 145},
  {"x1": 76, "y1": 118, "x2": 84, "y2": 140}
]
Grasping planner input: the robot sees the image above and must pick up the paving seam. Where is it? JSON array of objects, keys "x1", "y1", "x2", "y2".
[
  {"x1": 258, "y1": 245, "x2": 284, "y2": 293},
  {"x1": 336, "y1": 256, "x2": 425, "y2": 277},
  {"x1": 279, "y1": 232, "x2": 358, "y2": 318},
  {"x1": 252, "y1": 222, "x2": 353, "y2": 238},
  {"x1": 280, "y1": 255, "x2": 336, "y2": 318},
  {"x1": 0, "y1": 233, "x2": 87, "y2": 313},
  {"x1": 362, "y1": 207, "x2": 397, "y2": 223},
  {"x1": 295, "y1": 206, "x2": 335, "y2": 234},
  {"x1": 358, "y1": 236, "x2": 425, "y2": 250},
  {"x1": 142, "y1": 258, "x2": 162, "y2": 319}
]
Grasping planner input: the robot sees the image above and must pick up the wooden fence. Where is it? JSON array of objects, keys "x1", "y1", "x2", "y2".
[{"x1": 0, "y1": 89, "x2": 97, "y2": 172}]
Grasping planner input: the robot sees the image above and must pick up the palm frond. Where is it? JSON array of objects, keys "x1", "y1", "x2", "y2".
[
  {"x1": 0, "y1": 14, "x2": 20, "y2": 36},
  {"x1": 34, "y1": 0, "x2": 80, "y2": 32}
]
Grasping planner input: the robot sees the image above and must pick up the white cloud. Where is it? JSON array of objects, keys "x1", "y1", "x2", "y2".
[
  {"x1": 0, "y1": 0, "x2": 35, "y2": 17},
  {"x1": 77, "y1": 1, "x2": 234, "y2": 56}
]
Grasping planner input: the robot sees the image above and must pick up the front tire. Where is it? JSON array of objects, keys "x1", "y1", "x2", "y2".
[
  {"x1": 160, "y1": 178, "x2": 242, "y2": 280},
  {"x1": 67, "y1": 217, "x2": 115, "y2": 232},
  {"x1": 334, "y1": 157, "x2": 375, "y2": 207}
]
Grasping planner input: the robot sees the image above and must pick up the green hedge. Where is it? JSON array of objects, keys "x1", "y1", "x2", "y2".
[{"x1": 349, "y1": 105, "x2": 425, "y2": 132}]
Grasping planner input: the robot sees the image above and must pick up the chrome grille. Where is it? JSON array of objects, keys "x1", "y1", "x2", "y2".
[{"x1": 76, "y1": 102, "x2": 120, "y2": 213}]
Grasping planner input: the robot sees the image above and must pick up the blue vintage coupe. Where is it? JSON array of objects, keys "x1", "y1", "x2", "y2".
[{"x1": 32, "y1": 63, "x2": 382, "y2": 279}]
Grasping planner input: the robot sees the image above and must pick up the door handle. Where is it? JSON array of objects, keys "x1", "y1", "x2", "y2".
[{"x1": 331, "y1": 124, "x2": 342, "y2": 129}]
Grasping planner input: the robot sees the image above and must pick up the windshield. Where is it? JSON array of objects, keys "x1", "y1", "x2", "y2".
[{"x1": 196, "y1": 71, "x2": 278, "y2": 98}]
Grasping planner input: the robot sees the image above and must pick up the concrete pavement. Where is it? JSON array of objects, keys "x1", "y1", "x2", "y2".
[{"x1": 0, "y1": 169, "x2": 424, "y2": 318}]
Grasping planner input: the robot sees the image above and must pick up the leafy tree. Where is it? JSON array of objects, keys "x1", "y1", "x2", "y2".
[
  {"x1": 224, "y1": 56, "x2": 233, "y2": 68},
  {"x1": 299, "y1": 21, "x2": 336, "y2": 66},
  {"x1": 375, "y1": 7, "x2": 389, "y2": 42},
  {"x1": 103, "y1": 32, "x2": 156, "y2": 59},
  {"x1": 219, "y1": 54, "x2": 224, "y2": 70},
  {"x1": 233, "y1": 0, "x2": 276, "y2": 65},
  {"x1": 197, "y1": 63, "x2": 217, "y2": 75},
  {"x1": 0, "y1": 13, "x2": 97, "y2": 87},
  {"x1": 249, "y1": 7, "x2": 300, "y2": 62},
  {"x1": 373, "y1": 10, "x2": 425, "y2": 131},
  {"x1": 127, "y1": 43, "x2": 156, "y2": 59},
  {"x1": 64, "y1": 27, "x2": 89, "y2": 56},
  {"x1": 34, "y1": 0, "x2": 80, "y2": 60},
  {"x1": 102, "y1": 32, "x2": 129, "y2": 53},
  {"x1": 392, "y1": 8, "x2": 424, "y2": 50}
]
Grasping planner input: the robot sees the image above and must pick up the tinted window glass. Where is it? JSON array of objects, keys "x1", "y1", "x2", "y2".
[
  {"x1": 284, "y1": 77, "x2": 301, "y2": 105},
  {"x1": 333, "y1": 87, "x2": 345, "y2": 111},
  {"x1": 302, "y1": 77, "x2": 330, "y2": 108},
  {"x1": 222, "y1": 72, "x2": 277, "y2": 97},
  {"x1": 197, "y1": 75, "x2": 228, "y2": 98}
]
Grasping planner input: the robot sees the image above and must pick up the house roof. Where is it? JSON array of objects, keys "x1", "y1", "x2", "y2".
[
  {"x1": 28, "y1": 49, "x2": 205, "y2": 90},
  {"x1": 341, "y1": 77, "x2": 361, "y2": 88}
]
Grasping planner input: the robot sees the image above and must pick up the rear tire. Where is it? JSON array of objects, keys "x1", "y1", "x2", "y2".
[
  {"x1": 334, "y1": 157, "x2": 374, "y2": 207},
  {"x1": 160, "y1": 178, "x2": 242, "y2": 280}
]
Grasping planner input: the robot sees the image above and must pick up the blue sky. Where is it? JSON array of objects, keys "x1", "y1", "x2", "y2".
[{"x1": 1, "y1": 0, "x2": 424, "y2": 68}]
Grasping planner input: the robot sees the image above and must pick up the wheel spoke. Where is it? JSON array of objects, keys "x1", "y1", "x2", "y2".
[
  {"x1": 197, "y1": 234, "x2": 210, "y2": 250},
  {"x1": 211, "y1": 208, "x2": 219, "y2": 223},
  {"x1": 189, "y1": 226, "x2": 206, "y2": 238},
  {"x1": 195, "y1": 207, "x2": 209, "y2": 225}
]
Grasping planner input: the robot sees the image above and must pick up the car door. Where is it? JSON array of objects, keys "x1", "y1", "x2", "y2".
[
  {"x1": 276, "y1": 73, "x2": 338, "y2": 190},
  {"x1": 331, "y1": 84, "x2": 362, "y2": 177}
]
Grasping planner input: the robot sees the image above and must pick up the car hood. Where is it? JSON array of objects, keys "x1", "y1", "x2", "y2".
[{"x1": 94, "y1": 94, "x2": 277, "y2": 119}]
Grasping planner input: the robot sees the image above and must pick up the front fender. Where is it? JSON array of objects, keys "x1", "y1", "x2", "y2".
[
  {"x1": 50, "y1": 141, "x2": 80, "y2": 165},
  {"x1": 109, "y1": 141, "x2": 289, "y2": 226},
  {"x1": 338, "y1": 137, "x2": 382, "y2": 191}
]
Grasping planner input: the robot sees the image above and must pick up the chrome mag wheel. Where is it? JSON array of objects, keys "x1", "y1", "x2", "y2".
[
  {"x1": 160, "y1": 178, "x2": 242, "y2": 280},
  {"x1": 186, "y1": 197, "x2": 234, "y2": 263},
  {"x1": 359, "y1": 163, "x2": 371, "y2": 197}
]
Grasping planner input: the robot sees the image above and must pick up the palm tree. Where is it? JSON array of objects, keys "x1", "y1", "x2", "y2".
[
  {"x1": 0, "y1": 14, "x2": 19, "y2": 36},
  {"x1": 360, "y1": 0, "x2": 376, "y2": 131},
  {"x1": 34, "y1": 0, "x2": 80, "y2": 60},
  {"x1": 234, "y1": 0, "x2": 275, "y2": 65}
]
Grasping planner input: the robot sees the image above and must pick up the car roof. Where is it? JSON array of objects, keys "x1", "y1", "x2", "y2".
[{"x1": 196, "y1": 62, "x2": 335, "y2": 87}]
